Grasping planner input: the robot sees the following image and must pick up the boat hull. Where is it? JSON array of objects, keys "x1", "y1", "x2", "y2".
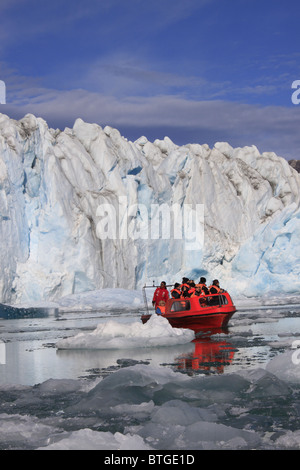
[{"x1": 141, "y1": 293, "x2": 236, "y2": 332}]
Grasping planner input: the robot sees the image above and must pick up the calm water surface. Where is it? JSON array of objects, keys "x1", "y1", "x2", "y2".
[{"x1": 0, "y1": 305, "x2": 300, "y2": 386}]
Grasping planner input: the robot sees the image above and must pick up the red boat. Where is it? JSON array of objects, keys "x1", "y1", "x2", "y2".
[{"x1": 141, "y1": 291, "x2": 236, "y2": 332}]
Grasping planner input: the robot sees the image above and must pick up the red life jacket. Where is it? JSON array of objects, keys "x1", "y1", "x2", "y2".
[
  {"x1": 180, "y1": 283, "x2": 190, "y2": 290},
  {"x1": 196, "y1": 283, "x2": 209, "y2": 294}
]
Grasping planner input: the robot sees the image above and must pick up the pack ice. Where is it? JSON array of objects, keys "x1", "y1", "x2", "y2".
[
  {"x1": 0, "y1": 354, "x2": 300, "y2": 450},
  {"x1": 0, "y1": 112, "x2": 299, "y2": 303}
]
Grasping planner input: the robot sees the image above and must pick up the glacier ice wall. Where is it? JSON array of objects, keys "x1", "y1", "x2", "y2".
[{"x1": 0, "y1": 112, "x2": 299, "y2": 303}]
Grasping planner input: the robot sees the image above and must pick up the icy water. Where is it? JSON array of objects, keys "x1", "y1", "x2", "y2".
[{"x1": 0, "y1": 303, "x2": 300, "y2": 450}]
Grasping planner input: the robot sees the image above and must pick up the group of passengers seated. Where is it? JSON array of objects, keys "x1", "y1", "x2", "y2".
[
  {"x1": 172, "y1": 277, "x2": 225, "y2": 299},
  {"x1": 152, "y1": 278, "x2": 225, "y2": 314}
]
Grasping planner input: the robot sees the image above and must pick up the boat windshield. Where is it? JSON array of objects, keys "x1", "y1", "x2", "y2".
[
  {"x1": 201, "y1": 294, "x2": 229, "y2": 307},
  {"x1": 170, "y1": 300, "x2": 191, "y2": 312}
]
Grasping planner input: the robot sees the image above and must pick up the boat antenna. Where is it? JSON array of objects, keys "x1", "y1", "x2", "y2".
[{"x1": 142, "y1": 285, "x2": 149, "y2": 314}]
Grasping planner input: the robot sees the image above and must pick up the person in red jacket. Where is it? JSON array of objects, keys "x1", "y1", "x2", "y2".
[{"x1": 152, "y1": 281, "x2": 169, "y2": 308}]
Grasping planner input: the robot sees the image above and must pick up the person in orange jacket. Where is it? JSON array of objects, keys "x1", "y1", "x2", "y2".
[
  {"x1": 180, "y1": 277, "x2": 190, "y2": 298},
  {"x1": 152, "y1": 281, "x2": 169, "y2": 308},
  {"x1": 171, "y1": 283, "x2": 181, "y2": 299},
  {"x1": 197, "y1": 277, "x2": 209, "y2": 295},
  {"x1": 209, "y1": 279, "x2": 225, "y2": 294},
  {"x1": 186, "y1": 280, "x2": 196, "y2": 297},
  {"x1": 156, "y1": 300, "x2": 166, "y2": 315}
]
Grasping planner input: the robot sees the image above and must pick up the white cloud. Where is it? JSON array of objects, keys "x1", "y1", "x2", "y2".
[
  {"x1": 64, "y1": 54, "x2": 207, "y2": 99},
  {"x1": 3, "y1": 83, "x2": 300, "y2": 160}
]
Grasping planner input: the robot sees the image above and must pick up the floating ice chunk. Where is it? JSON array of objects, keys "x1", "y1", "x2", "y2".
[
  {"x1": 65, "y1": 364, "x2": 189, "y2": 413},
  {"x1": 244, "y1": 368, "x2": 291, "y2": 397},
  {"x1": 266, "y1": 349, "x2": 300, "y2": 384},
  {"x1": 150, "y1": 400, "x2": 217, "y2": 426},
  {"x1": 273, "y1": 430, "x2": 300, "y2": 449},
  {"x1": 36, "y1": 378, "x2": 83, "y2": 395},
  {"x1": 0, "y1": 413, "x2": 58, "y2": 449},
  {"x1": 39, "y1": 428, "x2": 152, "y2": 450},
  {"x1": 56, "y1": 315, "x2": 195, "y2": 350},
  {"x1": 183, "y1": 420, "x2": 260, "y2": 450},
  {"x1": 110, "y1": 400, "x2": 155, "y2": 419}
]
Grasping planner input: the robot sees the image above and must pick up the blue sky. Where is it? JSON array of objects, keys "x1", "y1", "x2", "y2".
[{"x1": 1, "y1": 0, "x2": 300, "y2": 159}]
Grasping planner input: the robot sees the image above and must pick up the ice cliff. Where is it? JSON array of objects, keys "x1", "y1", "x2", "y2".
[{"x1": 0, "y1": 112, "x2": 299, "y2": 303}]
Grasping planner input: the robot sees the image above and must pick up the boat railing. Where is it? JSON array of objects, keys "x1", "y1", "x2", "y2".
[{"x1": 169, "y1": 293, "x2": 230, "y2": 311}]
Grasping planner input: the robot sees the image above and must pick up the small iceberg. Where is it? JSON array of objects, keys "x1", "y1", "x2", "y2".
[{"x1": 56, "y1": 315, "x2": 195, "y2": 350}]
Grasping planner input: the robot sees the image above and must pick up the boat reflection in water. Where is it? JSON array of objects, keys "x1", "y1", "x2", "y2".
[
  {"x1": 141, "y1": 285, "x2": 237, "y2": 375},
  {"x1": 175, "y1": 329, "x2": 236, "y2": 375}
]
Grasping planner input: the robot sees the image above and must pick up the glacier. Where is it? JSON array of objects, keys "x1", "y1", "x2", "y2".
[{"x1": 0, "y1": 112, "x2": 299, "y2": 304}]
